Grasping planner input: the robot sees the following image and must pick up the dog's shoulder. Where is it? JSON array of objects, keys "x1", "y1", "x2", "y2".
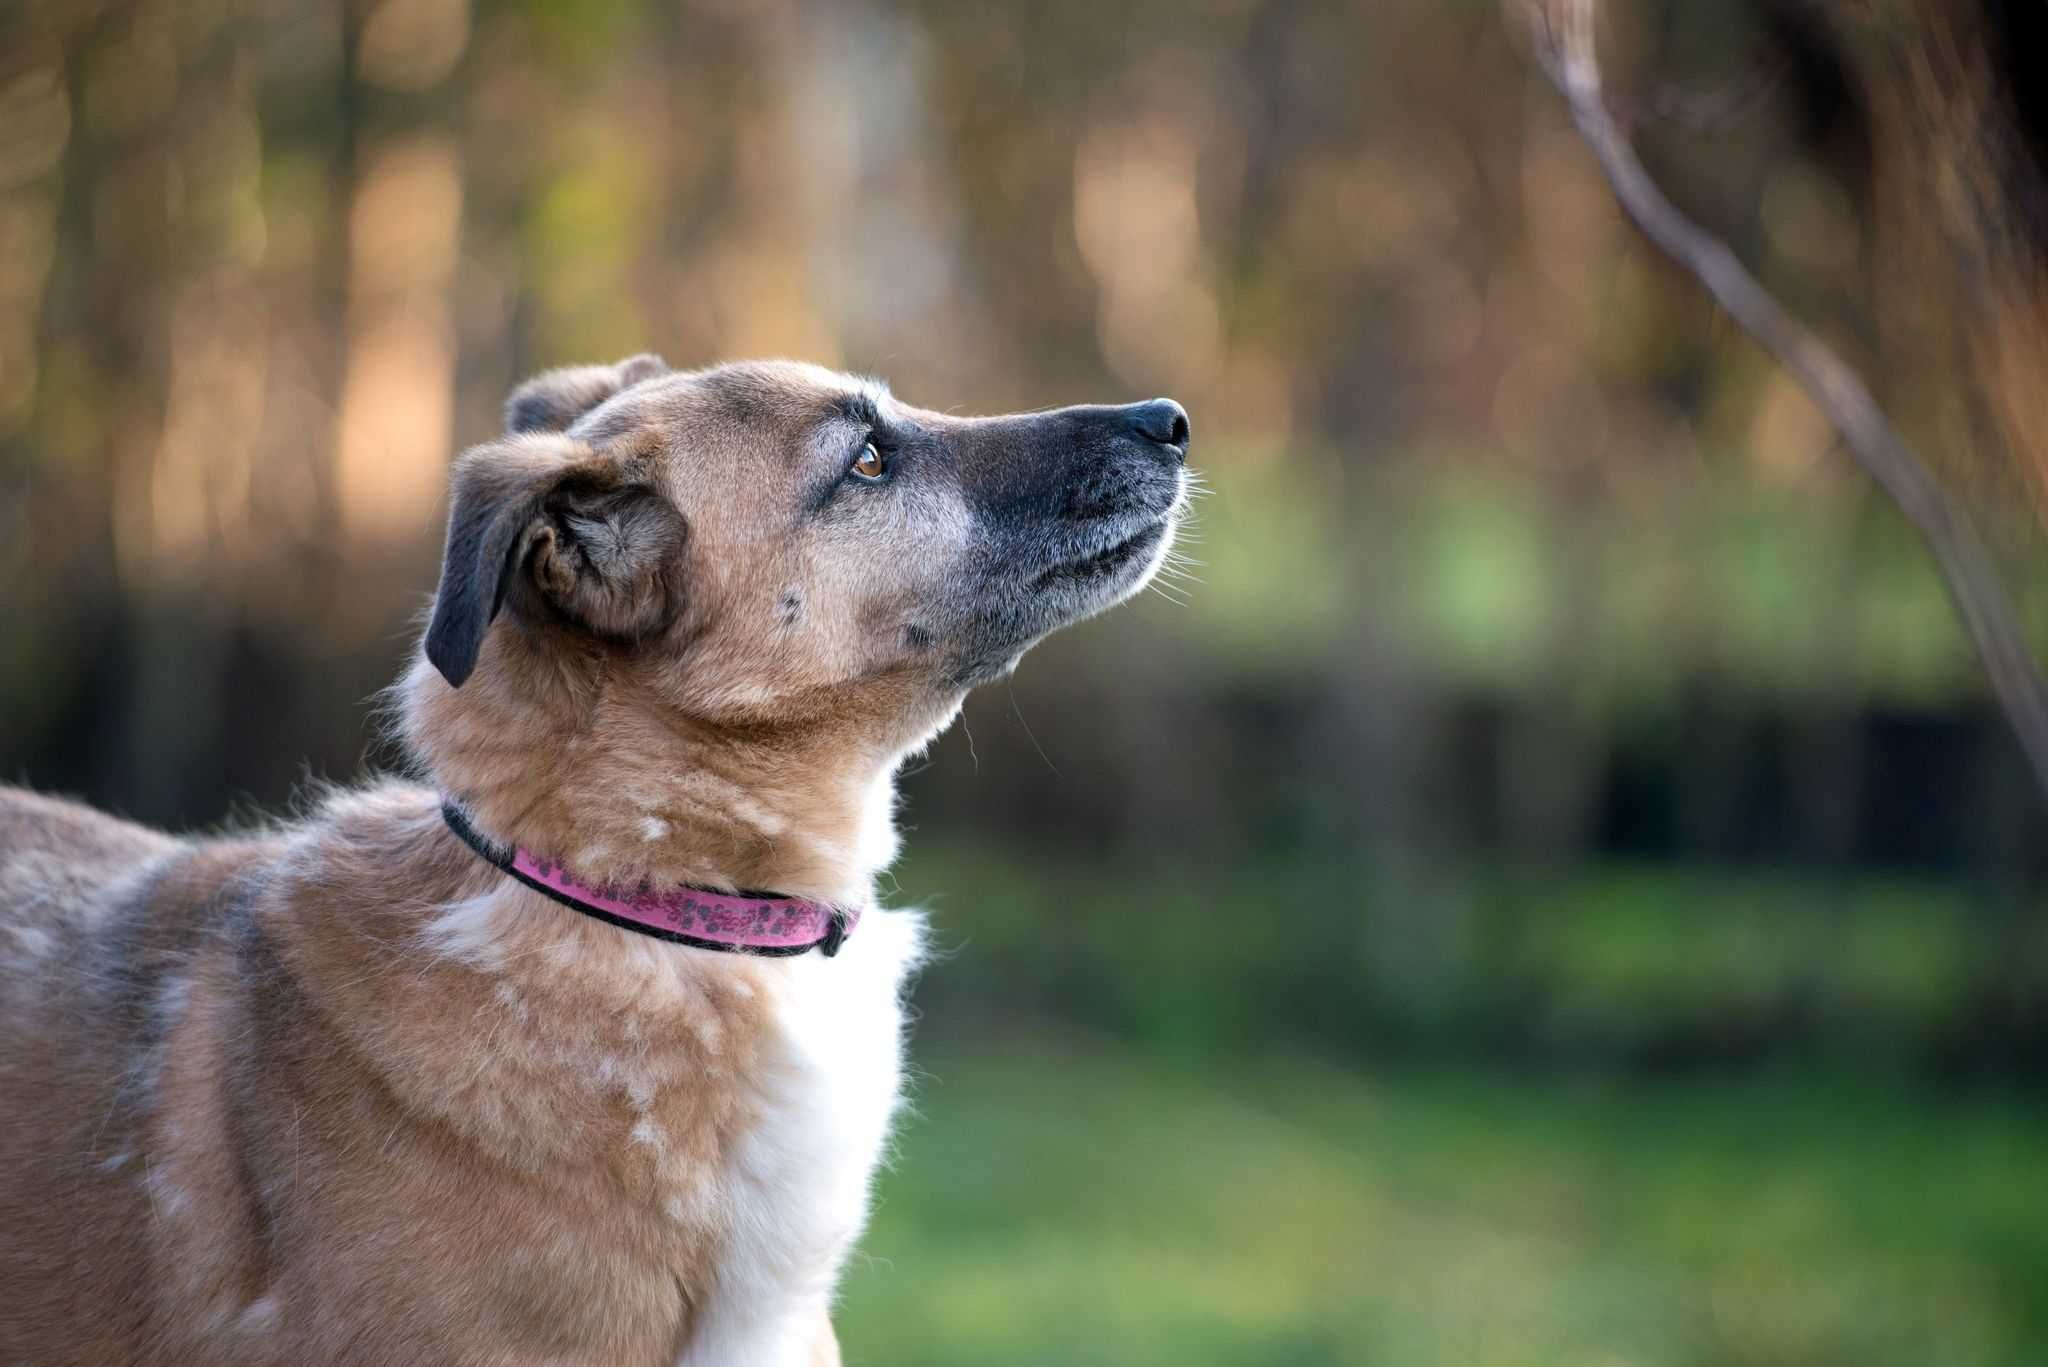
[
  {"x1": 0, "y1": 789, "x2": 298, "y2": 1364},
  {"x1": 0, "y1": 788, "x2": 296, "y2": 1101},
  {"x1": 0, "y1": 784, "x2": 301, "y2": 969},
  {"x1": 0, "y1": 786, "x2": 191, "y2": 1019}
]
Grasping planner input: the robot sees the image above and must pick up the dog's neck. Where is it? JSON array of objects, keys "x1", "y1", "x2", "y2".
[{"x1": 403, "y1": 656, "x2": 922, "y2": 910}]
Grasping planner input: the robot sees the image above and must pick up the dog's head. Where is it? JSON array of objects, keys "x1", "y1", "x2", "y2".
[{"x1": 412, "y1": 357, "x2": 1188, "y2": 778}]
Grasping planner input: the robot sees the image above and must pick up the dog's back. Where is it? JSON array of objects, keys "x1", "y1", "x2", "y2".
[
  {"x1": 0, "y1": 787, "x2": 281, "y2": 1364},
  {"x1": 0, "y1": 785, "x2": 179, "y2": 918}
]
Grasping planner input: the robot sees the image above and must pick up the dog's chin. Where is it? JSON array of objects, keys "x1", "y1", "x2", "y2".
[
  {"x1": 1061, "y1": 516, "x2": 1174, "y2": 614},
  {"x1": 1010, "y1": 509, "x2": 1180, "y2": 639}
]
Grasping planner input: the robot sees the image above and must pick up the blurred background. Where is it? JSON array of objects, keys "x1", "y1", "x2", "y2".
[{"x1": 5, "y1": 0, "x2": 2048, "y2": 1362}]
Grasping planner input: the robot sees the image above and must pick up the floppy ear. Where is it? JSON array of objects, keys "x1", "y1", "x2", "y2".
[
  {"x1": 423, "y1": 435, "x2": 688, "y2": 687},
  {"x1": 503, "y1": 353, "x2": 670, "y2": 435}
]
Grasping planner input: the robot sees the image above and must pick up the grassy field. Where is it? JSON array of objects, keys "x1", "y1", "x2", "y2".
[{"x1": 838, "y1": 1040, "x2": 2048, "y2": 1366}]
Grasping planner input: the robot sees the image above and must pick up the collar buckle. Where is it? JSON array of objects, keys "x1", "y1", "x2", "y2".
[{"x1": 819, "y1": 910, "x2": 849, "y2": 958}]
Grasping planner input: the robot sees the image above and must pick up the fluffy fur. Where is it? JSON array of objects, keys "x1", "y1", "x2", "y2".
[{"x1": 0, "y1": 358, "x2": 1187, "y2": 1365}]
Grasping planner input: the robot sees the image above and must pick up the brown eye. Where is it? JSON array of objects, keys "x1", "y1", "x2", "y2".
[{"x1": 852, "y1": 441, "x2": 886, "y2": 480}]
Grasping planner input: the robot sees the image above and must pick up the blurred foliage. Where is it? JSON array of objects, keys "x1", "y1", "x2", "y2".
[{"x1": 896, "y1": 841, "x2": 2048, "y2": 1071}]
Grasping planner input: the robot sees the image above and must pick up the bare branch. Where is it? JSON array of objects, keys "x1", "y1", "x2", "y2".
[{"x1": 1524, "y1": 0, "x2": 2048, "y2": 799}]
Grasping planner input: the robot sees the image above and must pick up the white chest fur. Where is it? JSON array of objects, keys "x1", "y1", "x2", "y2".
[{"x1": 681, "y1": 905, "x2": 923, "y2": 1367}]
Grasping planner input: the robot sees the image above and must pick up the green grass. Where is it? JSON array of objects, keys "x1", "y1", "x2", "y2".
[{"x1": 838, "y1": 1041, "x2": 2048, "y2": 1366}]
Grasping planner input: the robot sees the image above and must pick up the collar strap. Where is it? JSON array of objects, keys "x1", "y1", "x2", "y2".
[{"x1": 440, "y1": 801, "x2": 855, "y2": 957}]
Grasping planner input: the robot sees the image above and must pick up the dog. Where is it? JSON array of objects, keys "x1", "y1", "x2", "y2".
[{"x1": 0, "y1": 357, "x2": 1189, "y2": 1365}]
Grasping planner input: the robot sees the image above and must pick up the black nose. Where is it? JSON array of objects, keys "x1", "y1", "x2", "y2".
[{"x1": 1121, "y1": 398, "x2": 1190, "y2": 457}]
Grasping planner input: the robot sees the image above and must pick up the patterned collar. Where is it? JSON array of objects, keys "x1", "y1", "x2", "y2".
[{"x1": 440, "y1": 800, "x2": 855, "y2": 957}]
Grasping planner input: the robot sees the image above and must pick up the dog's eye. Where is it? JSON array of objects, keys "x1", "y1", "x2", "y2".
[{"x1": 851, "y1": 442, "x2": 886, "y2": 481}]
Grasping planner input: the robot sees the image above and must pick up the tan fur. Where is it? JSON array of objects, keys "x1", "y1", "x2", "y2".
[
  {"x1": 0, "y1": 785, "x2": 806, "y2": 1364},
  {"x1": 0, "y1": 358, "x2": 1185, "y2": 1365}
]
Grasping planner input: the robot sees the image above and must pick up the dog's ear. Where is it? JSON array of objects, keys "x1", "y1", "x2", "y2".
[
  {"x1": 503, "y1": 353, "x2": 670, "y2": 435},
  {"x1": 424, "y1": 435, "x2": 687, "y2": 688}
]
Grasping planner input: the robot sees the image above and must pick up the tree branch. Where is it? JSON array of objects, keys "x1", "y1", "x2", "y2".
[{"x1": 1527, "y1": 0, "x2": 2048, "y2": 799}]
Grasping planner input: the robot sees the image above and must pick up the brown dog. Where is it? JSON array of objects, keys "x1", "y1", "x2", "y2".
[{"x1": 0, "y1": 358, "x2": 1190, "y2": 1365}]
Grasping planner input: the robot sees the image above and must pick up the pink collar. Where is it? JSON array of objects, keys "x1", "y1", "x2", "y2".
[{"x1": 441, "y1": 801, "x2": 856, "y2": 956}]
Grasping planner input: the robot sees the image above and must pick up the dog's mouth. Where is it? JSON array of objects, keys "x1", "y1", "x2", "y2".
[{"x1": 1031, "y1": 519, "x2": 1170, "y2": 593}]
